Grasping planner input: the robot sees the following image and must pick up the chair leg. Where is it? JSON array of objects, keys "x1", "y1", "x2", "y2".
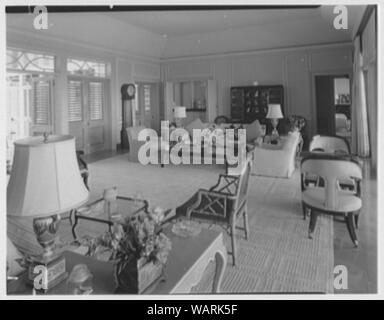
[
  {"x1": 243, "y1": 208, "x2": 249, "y2": 240},
  {"x1": 308, "y1": 210, "x2": 319, "y2": 239},
  {"x1": 354, "y1": 211, "x2": 360, "y2": 229},
  {"x1": 230, "y1": 223, "x2": 237, "y2": 266},
  {"x1": 345, "y1": 212, "x2": 359, "y2": 247}
]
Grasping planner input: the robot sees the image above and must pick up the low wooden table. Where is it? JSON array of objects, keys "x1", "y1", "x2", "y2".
[{"x1": 7, "y1": 224, "x2": 227, "y2": 295}]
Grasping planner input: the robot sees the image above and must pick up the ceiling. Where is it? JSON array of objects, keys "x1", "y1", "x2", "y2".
[{"x1": 104, "y1": 6, "x2": 362, "y2": 38}]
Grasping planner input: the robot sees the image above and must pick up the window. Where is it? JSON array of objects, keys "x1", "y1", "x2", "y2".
[
  {"x1": 32, "y1": 79, "x2": 51, "y2": 125},
  {"x1": 68, "y1": 80, "x2": 83, "y2": 122},
  {"x1": 144, "y1": 84, "x2": 151, "y2": 113},
  {"x1": 67, "y1": 58, "x2": 108, "y2": 77},
  {"x1": 7, "y1": 49, "x2": 55, "y2": 73},
  {"x1": 89, "y1": 82, "x2": 104, "y2": 120}
]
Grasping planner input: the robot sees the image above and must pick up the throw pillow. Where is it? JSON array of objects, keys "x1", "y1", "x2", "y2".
[{"x1": 245, "y1": 120, "x2": 262, "y2": 142}]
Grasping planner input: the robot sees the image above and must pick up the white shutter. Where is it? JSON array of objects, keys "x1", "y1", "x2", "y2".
[
  {"x1": 32, "y1": 80, "x2": 50, "y2": 125},
  {"x1": 89, "y1": 81, "x2": 104, "y2": 120},
  {"x1": 68, "y1": 80, "x2": 82, "y2": 122}
]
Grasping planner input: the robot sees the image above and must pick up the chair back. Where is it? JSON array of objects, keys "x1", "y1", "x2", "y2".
[
  {"x1": 309, "y1": 135, "x2": 350, "y2": 154},
  {"x1": 288, "y1": 115, "x2": 306, "y2": 132},
  {"x1": 301, "y1": 156, "x2": 362, "y2": 210},
  {"x1": 234, "y1": 158, "x2": 252, "y2": 210}
]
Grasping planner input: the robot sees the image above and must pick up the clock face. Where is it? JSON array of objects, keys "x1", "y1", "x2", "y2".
[{"x1": 127, "y1": 84, "x2": 135, "y2": 98}]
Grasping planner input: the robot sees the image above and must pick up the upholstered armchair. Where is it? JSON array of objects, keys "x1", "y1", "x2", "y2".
[
  {"x1": 309, "y1": 135, "x2": 350, "y2": 154},
  {"x1": 306, "y1": 135, "x2": 354, "y2": 189},
  {"x1": 174, "y1": 159, "x2": 252, "y2": 266},
  {"x1": 252, "y1": 131, "x2": 300, "y2": 178},
  {"x1": 301, "y1": 154, "x2": 362, "y2": 247}
]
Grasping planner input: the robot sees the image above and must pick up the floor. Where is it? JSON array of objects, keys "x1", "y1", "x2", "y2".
[
  {"x1": 333, "y1": 160, "x2": 377, "y2": 293},
  {"x1": 83, "y1": 150, "x2": 378, "y2": 293}
]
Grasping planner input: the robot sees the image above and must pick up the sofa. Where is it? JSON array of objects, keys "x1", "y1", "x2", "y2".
[{"x1": 251, "y1": 131, "x2": 300, "y2": 178}]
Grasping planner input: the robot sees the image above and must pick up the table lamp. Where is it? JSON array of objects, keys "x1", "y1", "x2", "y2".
[
  {"x1": 7, "y1": 134, "x2": 89, "y2": 291},
  {"x1": 173, "y1": 106, "x2": 186, "y2": 127},
  {"x1": 266, "y1": 104, "x2": 283, "y2": 137}
]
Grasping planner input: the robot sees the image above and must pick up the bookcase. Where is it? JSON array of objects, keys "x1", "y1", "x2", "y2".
[{"x1": 230, "y1": 85, "x2": 284, "y2": 130}]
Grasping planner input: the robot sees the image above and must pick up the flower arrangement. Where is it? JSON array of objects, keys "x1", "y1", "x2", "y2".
[{"x1": 81, "y1": 207, "x2": 172, "y2": 266}]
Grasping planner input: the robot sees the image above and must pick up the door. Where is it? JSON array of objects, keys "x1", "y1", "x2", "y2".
[
  {"x1": 135, "y1": 83, "x2": 160, "y2": 132},
  {"x1": 68, "y1": 77, "x2": 109, "y2": 154},
  {"x1": 6, "y1": 73, "x2": 54, "y2": 164},
  {"x1": 315, "y1": 76, "x2": 336, "y2": 135}
]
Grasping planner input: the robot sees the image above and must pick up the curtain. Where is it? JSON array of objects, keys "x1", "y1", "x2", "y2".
[{"x1": 351, "y1": 36, "x2": 370, "y2": 157}]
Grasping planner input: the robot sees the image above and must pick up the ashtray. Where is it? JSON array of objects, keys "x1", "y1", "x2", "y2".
[{"x1": 172, "y1": 220, "x2": 201, "y2": 238}]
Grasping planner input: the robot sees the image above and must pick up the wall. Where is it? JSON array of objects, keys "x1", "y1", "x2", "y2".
[{"x1": 161, "y1": 43, "x2": 353, "y2": 138}]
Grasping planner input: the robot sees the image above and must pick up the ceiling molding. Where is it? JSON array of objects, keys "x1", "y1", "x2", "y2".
[
  {"x1": 7, "y1": 27, "x2": 161, "y2": 64},
  {"x1": 161, "y1": 41, "x2": 353, "y2": 63}
]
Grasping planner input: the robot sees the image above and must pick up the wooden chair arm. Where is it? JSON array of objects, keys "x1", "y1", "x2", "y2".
[
  {"x1": 186, "y1": 189, "x2": 235, "y2": 219},
  {"x1": 209, "y1": 174, "x2": 239, "y2": 194},
  {"x1": 76, "y1": 150, "x2": 88, "y2": 170}
]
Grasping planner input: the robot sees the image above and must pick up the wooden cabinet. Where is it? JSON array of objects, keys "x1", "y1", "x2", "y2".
[
  {"x1": 164, "y1": 80, "x2": 217, "y2": 123},
  {"x1": 230, "y1": 85, "x2": 284, "y2": 126}
]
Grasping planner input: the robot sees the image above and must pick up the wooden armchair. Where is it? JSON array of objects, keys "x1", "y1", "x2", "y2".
[
  {"x1": 76, "y1": 150, "x2": 89, "y2": 190},
  {"x1": 175, "y1": 159, "x2": 252, "y2": 266}
]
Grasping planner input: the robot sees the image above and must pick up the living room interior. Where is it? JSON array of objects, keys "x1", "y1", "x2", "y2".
[{"x1": 5, "y1": 5, "x2": 378, "y2": 294}]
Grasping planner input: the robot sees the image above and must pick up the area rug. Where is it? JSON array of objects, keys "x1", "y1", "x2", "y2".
[
  {"x1": 86, "y1": 155, "x2": 334, "y2": 293},
  {"x1": 8, "y1": 154, "x2": 334, "y2": 293}
]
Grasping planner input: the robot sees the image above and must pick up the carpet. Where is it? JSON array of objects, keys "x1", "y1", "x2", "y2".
[
  {"x1": 8, "y1": 155, "x2": 334, "y2": 293},
  {"x1": 86, "y1": 155, "x2": 334, "y2": 293}
]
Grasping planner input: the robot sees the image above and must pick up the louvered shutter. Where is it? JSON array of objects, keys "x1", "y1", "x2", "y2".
[
  {"x1": 32, "y1": 80, "x2": 50, "y2": 125},
  {"x1": 68, "y1": 80, "x2": 82, "y2": 122},
  {"x1": 89, "y1": 82, "x2": 103, "y2": 120}
]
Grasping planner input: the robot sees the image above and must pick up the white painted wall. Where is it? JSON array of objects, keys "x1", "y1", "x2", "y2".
[{"x1": 161, "y1": 43, "x2": 353, "y2": 138}]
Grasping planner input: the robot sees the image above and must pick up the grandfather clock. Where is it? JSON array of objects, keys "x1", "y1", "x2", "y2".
[{"x1": 120, "y1": 83, "x2": 136, "y2": 150}]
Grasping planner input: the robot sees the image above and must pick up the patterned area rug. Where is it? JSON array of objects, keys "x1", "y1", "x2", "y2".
[{"x1": 8, "y1": 155, "x2": 334, "y2": 293}]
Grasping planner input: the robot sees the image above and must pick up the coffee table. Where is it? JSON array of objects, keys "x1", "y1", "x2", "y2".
[{"x1": 7, "y1": 223, "x2": 227, "y2": 295}]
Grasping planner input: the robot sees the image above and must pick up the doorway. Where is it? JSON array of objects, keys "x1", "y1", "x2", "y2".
[
  {"x1": 68, "y1": 77, "x2": 109, "y2": 154},
  {"x1": 314, "y1": 75, "x2": 351, "y2": 138},
  {"x1": 133, "y1": 82, "x2": 160, "y2": 132},
  {"x1": 6, "y1": 73, "x2": 54, "y2": 164}
]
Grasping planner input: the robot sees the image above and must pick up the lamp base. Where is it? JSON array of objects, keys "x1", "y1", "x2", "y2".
[{"x1": 27, "y1": 254, "x2": 68, "y2": 293}]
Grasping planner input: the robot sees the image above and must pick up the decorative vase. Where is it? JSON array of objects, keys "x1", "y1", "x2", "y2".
[{"x1": 114, "y1": 257, "x2": 165, "y2": 294}]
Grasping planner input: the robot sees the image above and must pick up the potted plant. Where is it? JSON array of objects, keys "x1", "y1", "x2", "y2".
[{"x1": 81, "y1": 208, "x2": 172, "y2": 293}]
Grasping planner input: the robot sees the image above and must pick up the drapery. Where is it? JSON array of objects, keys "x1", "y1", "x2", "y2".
[{"x1": 351, "y1": 36, "x2": 370, "y2": 157}]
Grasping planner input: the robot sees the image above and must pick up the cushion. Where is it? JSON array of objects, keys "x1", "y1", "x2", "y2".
[
  {"x1": 245, "y1": 120, "x2": 262, "y2": 142},
  {"x1": 185, "y1": 118, "x2": 207, "y2": 137},
  {"x1": 7, "y1": 237, "x2": 25, "y2": 277},
  {"x1": 303, "y1": 188, "x2": 362, "y2": 212}
]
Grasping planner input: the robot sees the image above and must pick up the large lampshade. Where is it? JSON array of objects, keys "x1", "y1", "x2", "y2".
[
  {"x1": 173, "y1": 106, "x2": 186, "y2": 118},
  {"x1": 266, "y1": 104, "x2": 283, "y2": 119},
  {"x1": 7, "y1": 135, "x2": 89, "y2": 218}
]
